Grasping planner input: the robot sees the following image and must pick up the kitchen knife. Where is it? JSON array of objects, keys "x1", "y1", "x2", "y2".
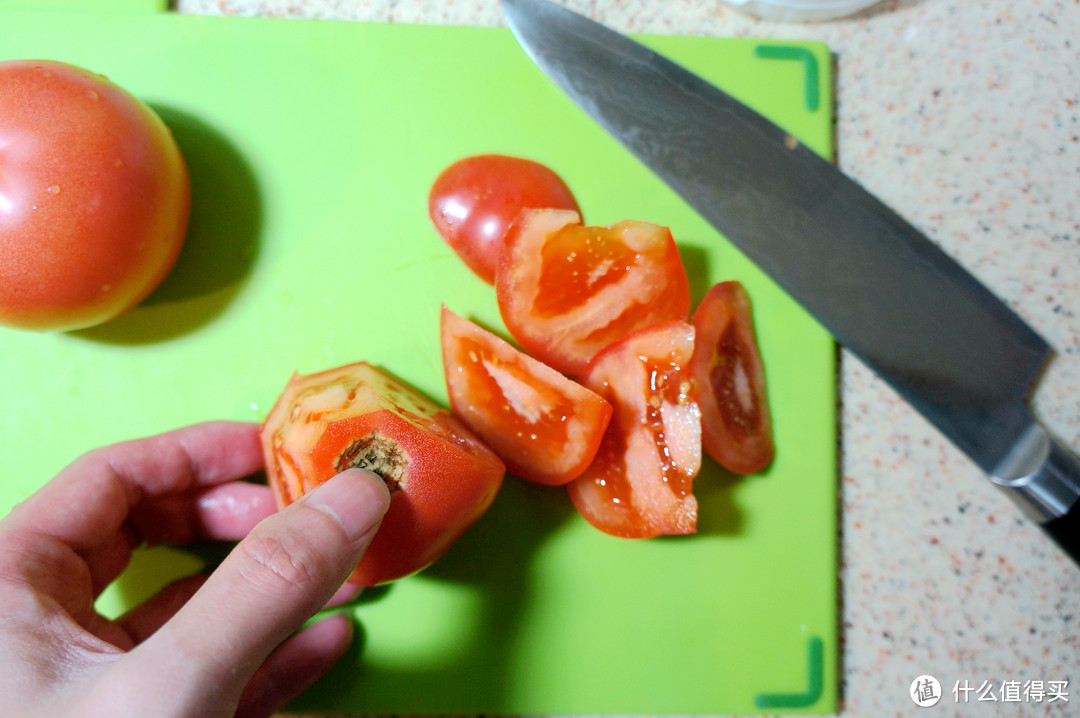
[{"x1": 502, "y1": 0, "x2": 1080, "y2": 563}]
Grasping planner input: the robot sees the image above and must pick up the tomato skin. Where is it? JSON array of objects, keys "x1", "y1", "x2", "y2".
[
  {"x1": 428, "y1": 154, "x2": 580, "y2": 285},
  {"x1": 567, "y1": 321, "x2": 701, "y2": 538},
  {"x1": 496, "y1": 209, "x2": 691, "y2": 377},
  {"x1": 0, "y1": 60, "x2": 189, "y2": 331},
  {"x1": 260, "y1": 362, "x2": 505, "y2": 586},
  {"x1": 441, "y1": 305, "x2": 612, "y2": 486},
  {"x1": 689, "y1": 281, "x2": 775, "y2": 475}
]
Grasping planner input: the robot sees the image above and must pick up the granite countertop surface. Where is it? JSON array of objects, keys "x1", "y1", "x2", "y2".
[{"x1": 173, "y1": 1, "x2": 1080, "y2": 715}]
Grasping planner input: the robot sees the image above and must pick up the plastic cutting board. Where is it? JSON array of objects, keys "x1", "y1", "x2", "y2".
[{"x1": 0, "y1": 2, "x2": 837, "y2": 713}]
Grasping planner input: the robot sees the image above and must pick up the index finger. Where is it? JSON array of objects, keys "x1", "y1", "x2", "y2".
[{"x1": 1, "y1": 421, "x2": 265, "y2": 552}]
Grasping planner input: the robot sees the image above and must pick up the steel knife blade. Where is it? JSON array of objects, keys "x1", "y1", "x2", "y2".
[{"x1": 502, "y1": 0, "x2": 1080, "y2": 562}]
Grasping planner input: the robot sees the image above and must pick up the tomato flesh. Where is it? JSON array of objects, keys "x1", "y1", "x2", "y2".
[
  {"x1": 0, "y1": 60, "x2": 189, "y2": 331},
  {"x1": 428, "y1": 154, "x2": 580, "y2": 284},
  {"x1": 567, "y1": 321, "x2": 701, "y2": 538},
  {"x1": 689, "y1": 281, "x2": 775, "y2": 474},
  {"x1": 441, "y1": 306, "x2": 612, "y2": 486},
  {"x1": 260, "y1": 361, "x2": 505, "y2": 585},
  {"x1": 533, "y1": 225, "x2": 636, "y2": 316},
  {"x1": 497, "y1": 209, "x2": 691, "y2": 376}
]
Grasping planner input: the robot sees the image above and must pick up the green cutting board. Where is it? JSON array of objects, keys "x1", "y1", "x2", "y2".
[{"x1": 0, "y1": 3, "x2": 837, "y2": 714}]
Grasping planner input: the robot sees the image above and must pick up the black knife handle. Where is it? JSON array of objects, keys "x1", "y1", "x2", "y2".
[
  {"x1": 1036, "y1": 438, "x2": 1080, "y2": 565},
  {"x1": 1043, "y1": 499, "x2": 1080, "y2": 565}
]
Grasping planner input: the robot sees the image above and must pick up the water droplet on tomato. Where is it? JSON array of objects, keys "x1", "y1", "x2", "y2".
[
  {"x1": 113, "y1": 158, "x2": 124, "y2": 168},
  {"x1": 46, "y1": 184, "x2": 61, "y2": 195},
  {"x1": 101, "y1": 284, "x2": 112, "y2": 292},
  {"x1": 86, "y1": 90, "x2": 99, "y2": 102}
]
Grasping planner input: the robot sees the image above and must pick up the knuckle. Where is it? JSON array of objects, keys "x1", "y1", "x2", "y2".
[{"x1": 238, "y1": 527, "x2": 329, "y2": 595}]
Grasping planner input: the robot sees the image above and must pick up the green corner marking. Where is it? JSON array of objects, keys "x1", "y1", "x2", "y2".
[
  {"x1": 754, "y1": 44, "x2": 820, "y2": 113},
  {"x1": 754, "y1": 636, "x2": 824, "y2": 709}
]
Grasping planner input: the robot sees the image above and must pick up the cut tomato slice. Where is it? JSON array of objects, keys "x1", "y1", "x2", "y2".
[
  {"x1": 496, "y1": 209, "x2": 691, "y2": 376},
  {"x1": 567, "y1": 321, "x2": 701, "y2": 538},
  {"x1": 260, "y1": 361, "x2": 505, "y2": 586},
  {"x1": 689, "y1": 281, "x2": 775, "y2": 474},
  {"x1": 441, "y1": 306, "x2": 612, "y2": 486},
  {"x1": 427, "y1": 154, "x2": 581, "y2": 284}
]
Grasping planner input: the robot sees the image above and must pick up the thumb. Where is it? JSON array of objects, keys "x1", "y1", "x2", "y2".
[{"x1": 131, "y1": 468, "x2": 390, "y2": 708}]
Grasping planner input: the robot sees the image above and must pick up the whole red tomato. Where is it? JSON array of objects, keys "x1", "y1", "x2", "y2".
[
  {"x1": 261, "y1": 361, "x2": 506, "y2": 586},
  {"x1": 428, "y1": 154, "x2": 580, "y2": 284},
  {"x1": 0, "y1": 60, "x2": 190, "y2": 331}
]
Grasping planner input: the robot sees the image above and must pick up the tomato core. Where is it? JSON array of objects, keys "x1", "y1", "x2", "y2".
[
  {"x1": 335, "y1": 430, "x2": 407, "y2": 492},
  {"x1": 710, "y1": 323, "x2": 764, "y2": 441},
  {"x1": 645, "y1": 359, "x2": 696, "y2": 499},
  {"x1": 568, "y1": 321, "x2": 700, "y2": 538},
  {"x1": 456, "y1": 333, "x2": 574, "y2": 448}
]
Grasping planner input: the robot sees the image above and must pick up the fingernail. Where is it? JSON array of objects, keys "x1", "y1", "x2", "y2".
[{"x1": 303, "y1": 469, "x2": 390, "y2": 544}]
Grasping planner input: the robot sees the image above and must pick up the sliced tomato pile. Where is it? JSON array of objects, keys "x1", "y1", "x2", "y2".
[
  {"x1": 261, "y1": 155, "x2": 777, "y2": 592},
  {"x1": 428, "y1": 154, "x2": 775, "y2": 540}
]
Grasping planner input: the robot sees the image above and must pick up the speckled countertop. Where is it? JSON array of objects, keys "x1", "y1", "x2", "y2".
[{"x1": 175, "y1": 1, "x2": 1079, "y2": 715}]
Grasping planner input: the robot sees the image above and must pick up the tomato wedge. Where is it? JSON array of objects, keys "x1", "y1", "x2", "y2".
[
  {"x1": 441, "y1": 306, "x2": 612, "y2": 486},
  {"x1": 689, "y1": 281, "x2": 775, "y2": 474},
  {"x1": 567, "y1": 321, "x2": 701, "y2": 538},
  {"x1": 496, "y1": 209, "x2": 691, "y2": 377},
  {"x1": 260, "y1": 361, "x2": 505, "y2": 586},
  {"x1": 428, "y1": 154, "x2": 581, "y2": 284}
]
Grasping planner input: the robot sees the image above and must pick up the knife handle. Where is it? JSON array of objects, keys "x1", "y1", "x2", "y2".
[
  {"x1": 991, "y1": 425, "x2": 1080, "y2": 565},
  {"x1": 1043, "y1": 497, "x2": 1080, "y2": 565},
  {"x1": 1035, "y1": 438, "x2": 1080, "y2": 564}
]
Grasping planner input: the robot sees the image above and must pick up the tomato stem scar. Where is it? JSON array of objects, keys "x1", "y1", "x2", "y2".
[{"x1": 336, "y1": 431, "x2": 407, "y2": 492}]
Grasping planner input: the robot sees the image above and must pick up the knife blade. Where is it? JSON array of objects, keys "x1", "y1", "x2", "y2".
[{"x1": 502, "y1": 0, "x2": 1080, "y2": 563}]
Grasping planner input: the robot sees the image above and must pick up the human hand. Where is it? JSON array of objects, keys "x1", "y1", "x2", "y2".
[{"x1": 0, "y1": 421, "x2": 390, "y2": 718}]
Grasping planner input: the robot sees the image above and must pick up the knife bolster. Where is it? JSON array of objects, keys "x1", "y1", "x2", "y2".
[{"x1": 990, "y1": 423, "x2": 1080, "y2": 524}]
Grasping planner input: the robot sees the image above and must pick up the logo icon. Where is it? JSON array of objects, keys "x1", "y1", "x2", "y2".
[{"x1": 911, "y1": 675, "x2": 942, "y2": 707}]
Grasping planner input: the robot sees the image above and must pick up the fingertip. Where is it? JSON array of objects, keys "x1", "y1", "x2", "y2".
[
  {"x1": 235, "y1": 613, "x2": 355, "y2": 718},
  {"x1": 325, "y1": 581, "x2": 364, "y2": 609},
  {"x1": 298, "y1": 612, "x2": 355, "y2": 658},
  {"x1": 194, "y1": 481, "x2": 277, "y2": 540}
]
